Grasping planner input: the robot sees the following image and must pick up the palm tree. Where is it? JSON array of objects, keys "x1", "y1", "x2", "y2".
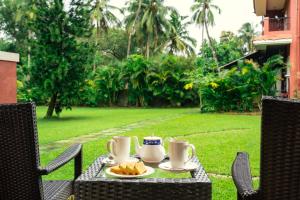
[
  {"x1": 191, "y1": 0, "x2": 221, "y2": 71},
  {"x1": 90, "y1": 0, "x2": 122, "y2": 71},
  {"x1": 238, "y1": 22, "x2": 257, "y2": 53},
  {"x1": 90, "y1": 0, "x2": 122, "y2": 35},
  {"x1": 125, "y1": 0, "x2": 172, "y2": 58},
  {"x1": 162, "y1": 10, "x2": 197, "y2": 56},
  {"x1": 126, "y1": 0, "x2": 142, "y2": 57}
]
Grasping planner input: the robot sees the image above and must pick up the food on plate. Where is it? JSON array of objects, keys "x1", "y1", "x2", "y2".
[
  {"x1": 110, "y1": 162, "x2": 147, "y2": 175},
  {"x1": 134, "y1": 162, "x2": 147, "y2": 175}
]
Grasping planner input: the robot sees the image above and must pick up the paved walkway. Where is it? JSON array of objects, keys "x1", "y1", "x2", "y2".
[{"x1": 39, "y1": 114, "x2": 184, "y2": 152}]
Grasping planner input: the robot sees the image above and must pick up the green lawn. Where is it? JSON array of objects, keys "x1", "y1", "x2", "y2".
[{"x1": 37, "y1": 107, "x2": 261, "y2": 200}]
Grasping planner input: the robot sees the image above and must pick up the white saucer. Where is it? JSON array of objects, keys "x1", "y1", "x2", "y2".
[
  {"x1": 102, "y1": 157, "x2": 139, "y2": 166},
  {"x1": 158, "y1": 161, "x2": 199, "y2": 172},
  {"x1": 106, "y1": 166, "x2": 155, "y2": 178}
]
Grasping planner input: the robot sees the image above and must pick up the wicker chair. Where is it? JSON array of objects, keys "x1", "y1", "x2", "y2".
[
  {"x1": 0, "y1": 102, "x2": 82, "y2": 200},
  {"x1": 232, "y1": 97, "x2": 300, "y2": 200}
]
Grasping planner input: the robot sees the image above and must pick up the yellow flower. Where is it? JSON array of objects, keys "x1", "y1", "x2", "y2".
[
  {"x1": 86, "y1": 79, "x2": 96, "y2": 88},
  {"x1": 210, "y1": 82, "x2": 219, "y2": 89},
  {"x1": 184, "y1": 83, "x2": 193, "y2": 90},
  {"x1": 17, "y1": 80, "x2": 24, "y2": 89},
  {"x1": 244, "y1": 59, "x2": 251, "y2": 64},
  {"x1": 242, "y1": 67, "x2": 249, "y2": 75},
  {"x1": 245, "y1": 59, "x2": 259, "y2": 68}
]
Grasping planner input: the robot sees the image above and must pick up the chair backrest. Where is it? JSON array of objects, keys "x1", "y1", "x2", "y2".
[
  {"x1": 0, "y1": 103, "x2": 43, "y2": 200},
  {"x1": 260, "y1": 97, "x2": 300, "y2": 199}
]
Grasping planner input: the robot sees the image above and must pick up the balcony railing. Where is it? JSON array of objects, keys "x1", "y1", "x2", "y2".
[{"x1": 268, "y1": 17, "x2": 290, "y2": 31}]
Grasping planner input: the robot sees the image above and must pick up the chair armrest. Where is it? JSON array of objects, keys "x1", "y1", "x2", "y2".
[
  {"x1": 39, "y1": 143, "x2": 82, "y2": 177},
  {"x1": 232, "y1": 152, "x2": 258, "y2": 199}
]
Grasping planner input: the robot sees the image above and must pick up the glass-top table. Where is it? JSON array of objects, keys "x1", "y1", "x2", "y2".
[{"x1": 75, "y1": 155, "x2": 211, "y2": 200}]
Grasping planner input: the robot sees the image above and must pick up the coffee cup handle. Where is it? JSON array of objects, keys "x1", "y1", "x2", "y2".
[
  {"x1": 107, "y1": 139, "x2": 117, "y2": 158},
  {"x1": 185, "y1": 144, "x2": 196, "y2": 164}
]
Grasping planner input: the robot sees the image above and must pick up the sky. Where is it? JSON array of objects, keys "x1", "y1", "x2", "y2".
[{"x1": 110, "y1": 0, "x2": 262, "y2": 49}]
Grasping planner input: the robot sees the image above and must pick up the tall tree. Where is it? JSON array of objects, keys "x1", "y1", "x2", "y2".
[
  {"x1": 198, "y1": 32, "x2": 244, "y2": 67},
  {"x1": 191, "y1": 0, "x2": 221, "y2": 72},
  {"x1": 90, "y1": 0, "x2": 122, "y2": 35},
  {"x1": 238, "y1": 22, "x2": 257, "y2": 53},
  {"x1": 0, "y1": 0, "x2": 35, "y2": 74},
  {"x1": 90, "y1": 0, "x2": 122, "y2": 71},
  {"x1": 97, "y1": 28, "x2": 132, "y2": 60},
  {"x1": 126, "y1": 0, "x2": 142, "y2": 57},
  {"x1": 31, "y1": 0, "x2": 94, "y2": 118},
  {"x1": 125, "y1": 0, "x2": 172, "y2": 58},
  {"x1": 162, "y1": 10, "x2": 196, "y2": 56}
]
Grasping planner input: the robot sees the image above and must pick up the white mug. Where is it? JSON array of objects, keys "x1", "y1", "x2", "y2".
[
  {"x1": 169, "y1": 140, "x2": 196, "y2": 169},
  {"x1": 107, "y1": 136, "x2": 131, "y2": 163}
]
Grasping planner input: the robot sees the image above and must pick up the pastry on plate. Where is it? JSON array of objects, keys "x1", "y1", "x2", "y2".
[{"x1": 110, "y1": 162, "x2": 147, "y2": 175}]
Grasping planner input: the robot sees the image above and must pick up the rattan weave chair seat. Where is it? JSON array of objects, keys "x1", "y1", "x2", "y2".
[{"x1": 43, "y1": 180, "x2": 73, "y2": 200}]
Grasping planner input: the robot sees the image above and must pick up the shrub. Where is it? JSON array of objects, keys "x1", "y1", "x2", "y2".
[
  {"x1": 78, "y1": 79, "x2": 98, "y2": 106},
  {"x1": 78, "y1": 54, "x2": 199, "y2": 107},
  {"x1": 190, "y1": 55, "x2": 284, "y2": 112},
  {"x1": 121, "y1": 55, "x2": 151, "y2": 106},
  {"x1": 95, "y1": 65, "x2": 124, "y2": 106},
  {"x1": 147, "y1": 55, "x2": 198, "y2": 106}
]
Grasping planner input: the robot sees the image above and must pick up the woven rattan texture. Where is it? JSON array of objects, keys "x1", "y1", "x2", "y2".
[
  {"x1": 43, "y1": 181, "x2": 73, "y2": 200},
  {"x1": 0, "y1": 103, "x2": 81, "y2": 200},
  {"x1": 260, "y1": 97, "x2": 300, "y2": 199},
  {"x1": 232, "y1": 97, "x2": 300, "y2": 200},
  {"x1": 75, "y1": 156, "x2": 211, "y2": 200},
  {"x1": 0, "y1": 103, "x2": 44, "y2": 200}
]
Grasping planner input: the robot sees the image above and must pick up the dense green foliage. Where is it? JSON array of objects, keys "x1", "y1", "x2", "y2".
[
  {"x1": 198, "y1": 32, "x2": 245, "y2": 70},
  {"x1": 30, "y1": 0, "x2": 94, "y2": 117},
  {"x1": 0, "y1": 0, "x2": 33, "y2": 56},
  {"x1": 77, "y1": 52, "x2": 282, "y2": 112},
  {"x1": 0, "y1": 0, "x2": 280, "y2": 115},
  {"x1": 0, "y1": 0, "x2": 200, "y2": 117},
  {"x1": 162, "y1": 10, "x2": 196, "y2": 56},
  {"x1": 79, "y1": 54, "x2": 199, "y2": 107},
  {"x1": 238, "y1": 22, "x2": 258, "y2": 53},
  {"x1": 96, "y1": 28, "x2": 134, "y2": 61},
  {"x1": 189, "y1": 55, "x2": 284, "y2": 112},
  {"x1": 191, "y1": 0, "x2": 221, "y2": 69}
]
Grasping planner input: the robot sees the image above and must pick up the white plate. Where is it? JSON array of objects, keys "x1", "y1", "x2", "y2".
[
  {"x1": 105, "y1": 166, "x2": 155, "y2": 178},
  {"x1": 102, "y1": 157, "x2": 139, "y2": 166},
  {"x1": 158, "y1": 161, "x2": 198, "y2": 172}
]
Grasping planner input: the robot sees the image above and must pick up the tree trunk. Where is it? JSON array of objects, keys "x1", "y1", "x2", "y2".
[
  {"x1": 93, "y1": 38, "x2": 98, "y2": 72},
  {"x1": 27, "y1": 46, "x2": 31, "y2": 81},
  {"x1": 139, "y1": 95, "x2": 144, "y2": 107},
  {"x1": 27, "y1": 30, "x2": 32, "y2": 81},
  {"x1": 27, "y1": 46, "x2": 31, "y2": 69},
  {"x1": 154, "y1": 29, "x2": 158, "y2": 49},
  {"x1": 202, "y1": 25, "x2": 205, "y2": 47},
  {"x1": 248, "y1": 38, "x2": 253, "y2": 52},
  {"x1": 127, "y1": 34, "x2": 133, "y2": 57},
  {"x1": 45, "y1": 92, "x2": 58, "y2": 118},
  {"x1": 146, "y1": 35, "x2": 150, "y2": 59},
  {"x1": 204, "y1": 21, "x2": 219, "y2": 73},
  {"x1": 201, "y1": 25, "x2": 206, "y2": 62},
  {"x1": 93, "y1": 53, "x2": 97, "y2": 72},
  {"x1": 127, "y1": 0, "x2": 142, "y2": 57}
]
